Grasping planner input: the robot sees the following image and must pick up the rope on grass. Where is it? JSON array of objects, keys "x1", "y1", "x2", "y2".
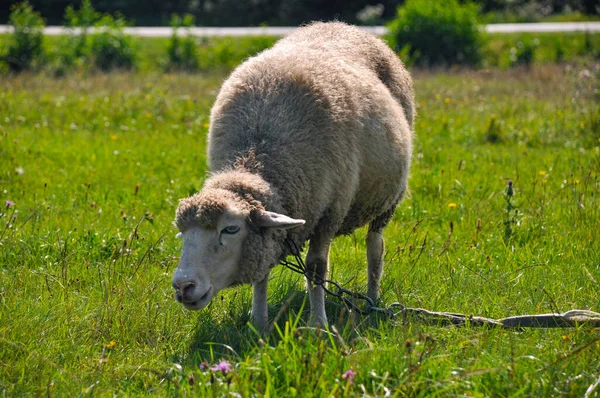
[
  {"x1": 394, "y1": 305, "x2": 600, "y2": 329},
  {"x1": 281, "y1": 238, "x2": 600, "y2": 329}
]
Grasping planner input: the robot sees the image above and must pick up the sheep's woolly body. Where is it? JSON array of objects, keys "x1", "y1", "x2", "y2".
[{"x1": 176, "y1": 21, "x2": 414, "y2": 287}]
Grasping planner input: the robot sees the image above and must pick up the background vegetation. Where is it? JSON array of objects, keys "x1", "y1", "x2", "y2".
[
  {"x1": 1, "y1": 3, "x2": 600, "y2": 74},
  {"x1": 388, "y1": 0, "x2": 485, "y2": 66},
  {"x1": 1, "y1": 0, "x2": 599, "y2": 26}
]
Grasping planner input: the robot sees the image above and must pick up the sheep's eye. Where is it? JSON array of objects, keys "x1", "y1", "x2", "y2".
[{"x1": 221, "y1": 225, "x2": 240, "y2": 235}]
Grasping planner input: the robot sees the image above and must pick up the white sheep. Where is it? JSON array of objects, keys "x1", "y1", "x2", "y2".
[{"x1": 172, "y1": 21, "x2": 414, "y2": 331}]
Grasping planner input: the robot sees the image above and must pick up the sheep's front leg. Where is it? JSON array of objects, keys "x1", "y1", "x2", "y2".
[
  {"x1": 305, "y1": 232, "x2": 333, "y2": 327},
  {"x1": 251, "y1": 275, "x2": 269, "y2": 333},
  {"x1": 366, "y1": 229, "x2": 384, "y2": 302}
]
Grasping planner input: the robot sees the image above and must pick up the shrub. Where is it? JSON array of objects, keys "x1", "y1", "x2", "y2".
[
  {"x1": 388, "y1": 0, "x2": 484, "y2": 67},
  {"x1": 55, "y1": 0, "x2": 99, "y2": 74},
  {"x1": 509, "y1": 40, "x2": 538, "y2": 67},
  {"x1": 3, "y1": 2, "x2": 45, "y2": 73},
  {"x1": 164, "y1": 13, "x2": 199, "y2": 72},
  {"x1": 90, "y1": 13, "x2": 137, "y2": 71}
]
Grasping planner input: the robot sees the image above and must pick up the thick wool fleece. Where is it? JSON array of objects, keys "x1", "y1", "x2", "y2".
[{"x1": 176, "y1": 21, "x2": 414, "y2": 284}]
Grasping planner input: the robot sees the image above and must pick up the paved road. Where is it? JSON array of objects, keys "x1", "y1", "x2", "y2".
[{"x1": 0, "y1": 22, "x2": 599, "y2": 37}]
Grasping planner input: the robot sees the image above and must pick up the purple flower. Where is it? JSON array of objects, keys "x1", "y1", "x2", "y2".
[
  {"x1": 5, "y1": 200, "x2": 15, "y2": 208},
  {"x1": 209, "y1": 360, "x2": 233, "y2": 374},
  {"x1": 342, "y1": 369, "x2": 357, "y2": 384}
]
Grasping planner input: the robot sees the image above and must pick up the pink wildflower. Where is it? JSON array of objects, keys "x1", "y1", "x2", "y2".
[
  {"x1": 5, "y1": 200, "x2": 15, "y2": 208},
  {"x1": 342, "y1": 369, "x2": 357, "y2": 384},
  {"x1": 210, "y1": 360, "x2": 233, "y2": 374}
]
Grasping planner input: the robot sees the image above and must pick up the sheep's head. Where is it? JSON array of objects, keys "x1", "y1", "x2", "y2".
[{"x1": 172, "y1": 188, "x2": 304, "y2": 311}]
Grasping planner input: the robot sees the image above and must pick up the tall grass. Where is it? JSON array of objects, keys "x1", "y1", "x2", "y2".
[{"x1": 1, "y1": 65, "x2": 599, "y2": 395}]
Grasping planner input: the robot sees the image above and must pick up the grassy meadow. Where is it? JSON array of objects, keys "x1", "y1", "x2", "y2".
[{"x1": 1, "y1": 61, "x2": 600, "y2": 396}]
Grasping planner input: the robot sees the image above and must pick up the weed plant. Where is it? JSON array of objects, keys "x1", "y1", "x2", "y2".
[{"x1": 164, "y1": 13, "x2": 199, "y2": 72}]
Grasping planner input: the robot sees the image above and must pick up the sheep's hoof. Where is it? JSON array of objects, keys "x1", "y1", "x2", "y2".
[
  {"x1": 250, "y1": 317, "x2": 270, "y2": 335},
  {"x1": 309, "y1": 315, "x2": 329, "y2": 329}
]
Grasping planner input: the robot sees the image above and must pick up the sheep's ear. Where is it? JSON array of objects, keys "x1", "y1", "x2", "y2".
[{"x1": 253, "y1": 210, "x2": 305, "y2": 230}]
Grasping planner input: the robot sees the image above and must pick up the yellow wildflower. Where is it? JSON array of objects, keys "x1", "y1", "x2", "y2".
[
  {"x1": 110, "y1": 134, "x2": 118, "y2": 141},
  {"x1": 539, "y1": 171, "x2": 546, "y2": 176},
  {"x1": 104, "y1": 341, "x2": 117, "y2": 349},
  {"x1": 447, "y1": 203, "x2": 457, "y2": 209},
  {"x1": 444, "y1": 97, "x2": 450, "y2": 104}
]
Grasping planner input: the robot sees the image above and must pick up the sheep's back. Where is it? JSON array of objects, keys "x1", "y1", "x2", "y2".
[{"x1": 207, "y1": 22, "x2": 413, "y2": 237}]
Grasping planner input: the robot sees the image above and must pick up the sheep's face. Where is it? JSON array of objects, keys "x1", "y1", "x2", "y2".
[{"x1": 172, "y1": 208, "x2": 304, "y2": 311}]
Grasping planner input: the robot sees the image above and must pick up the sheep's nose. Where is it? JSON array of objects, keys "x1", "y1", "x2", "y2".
[{"x1": 174, "y1": 281, "x2": 195, "y2": 302}]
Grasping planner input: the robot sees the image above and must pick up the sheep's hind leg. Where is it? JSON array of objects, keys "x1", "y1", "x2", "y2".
[
  {"x1": 252, "y1": 276, "x2": 269, "y2": 333},
  {"x1": 366, "y1": 227, "x2": 384, "y2": 302},
  {"x1": 367, "y1": 208, "x2": 395, "y2": 302},
  {"x1": 305, "y1": 231, "x2": 333, "y2": 327}
]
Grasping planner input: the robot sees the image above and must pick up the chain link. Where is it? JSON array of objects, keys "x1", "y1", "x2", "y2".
[{"x1": 280, "y1": 238, "x2": 600, "y2": 329}]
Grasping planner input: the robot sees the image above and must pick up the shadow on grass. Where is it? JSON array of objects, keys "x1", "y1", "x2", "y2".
[{"x1": 176, "y1": 280, "x2": 394, "y2": 365}]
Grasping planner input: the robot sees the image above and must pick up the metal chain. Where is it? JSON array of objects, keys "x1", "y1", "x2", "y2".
[{"x1": 280, "y1": 238, "x2": 600, "y2": 329}]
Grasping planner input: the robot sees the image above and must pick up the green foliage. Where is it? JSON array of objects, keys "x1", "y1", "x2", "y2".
[
  {"x1": 2, "y1": 28, "x2": 600, "y2": 75},
  {"x1": 483, "y1": 32, "x2": 600, "y2": 67},
  {"x1": 3, "y1": 1, "x2": 44, "y2": 72},
  {"x1": 197, "y1": 36, "x2": 277, "y2": 70},
  {"x1": 1, "y1": 64, "x2": 600, "y2": 396},
  {"x1": 55, "y1": 0, "x2": 99, "y2": 74},
  {"x1": 509, "y1": 39, "x2": 538, "y2": 66},
  {"x1": 90, "y1": 13, "x2": 137, "y2": 71},
  {"x1": 164, "y1": 13, "x2": 199, "y2": 71},
  {"x1": 388, "y1": 0, "x2": 485, "y2": 67}
]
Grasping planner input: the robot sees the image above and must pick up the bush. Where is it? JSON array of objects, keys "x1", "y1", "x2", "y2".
[
  {"x1": 388, "y1": 0, "x2": 484, "y2": 67},
  {"x1": 3, "y1": 2, "x2": 45, "y2": 73},
  {"x1": 90, "y1": 13, "x2": 137, "y2": 71},
  {"x1": 55, "y1": 0, "x2": 99, "y2": 74},
  {"x1": 164, "y1": 13, "x2": 199, "y2": 71},
  {"x1": 509, "y1": 40, "x2": 538, "y2": 67}
]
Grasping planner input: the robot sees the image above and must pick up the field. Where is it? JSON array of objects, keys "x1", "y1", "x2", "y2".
[{"x1": 1, "y1": 62, "x2": 600, "y2": 396}]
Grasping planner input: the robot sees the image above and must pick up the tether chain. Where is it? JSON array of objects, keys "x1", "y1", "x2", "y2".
[{"x1": 280, "y1": 238, "x2": 600, "y2": 329}]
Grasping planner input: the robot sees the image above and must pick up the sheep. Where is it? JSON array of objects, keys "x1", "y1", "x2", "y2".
[{"x1": 172, "y1": 21, "x2": 414, "y2": 331}]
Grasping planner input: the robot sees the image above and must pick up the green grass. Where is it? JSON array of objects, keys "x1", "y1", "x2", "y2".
[
  {"x1": 1, "y1": 64, "x2": 600, "y2": 396},
  {"x1": 482, "y1": 10, "x2": 600, "y2": 24},
  {"x1": 483, "y1": 31, "x2": 600, "y2": 67}
]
